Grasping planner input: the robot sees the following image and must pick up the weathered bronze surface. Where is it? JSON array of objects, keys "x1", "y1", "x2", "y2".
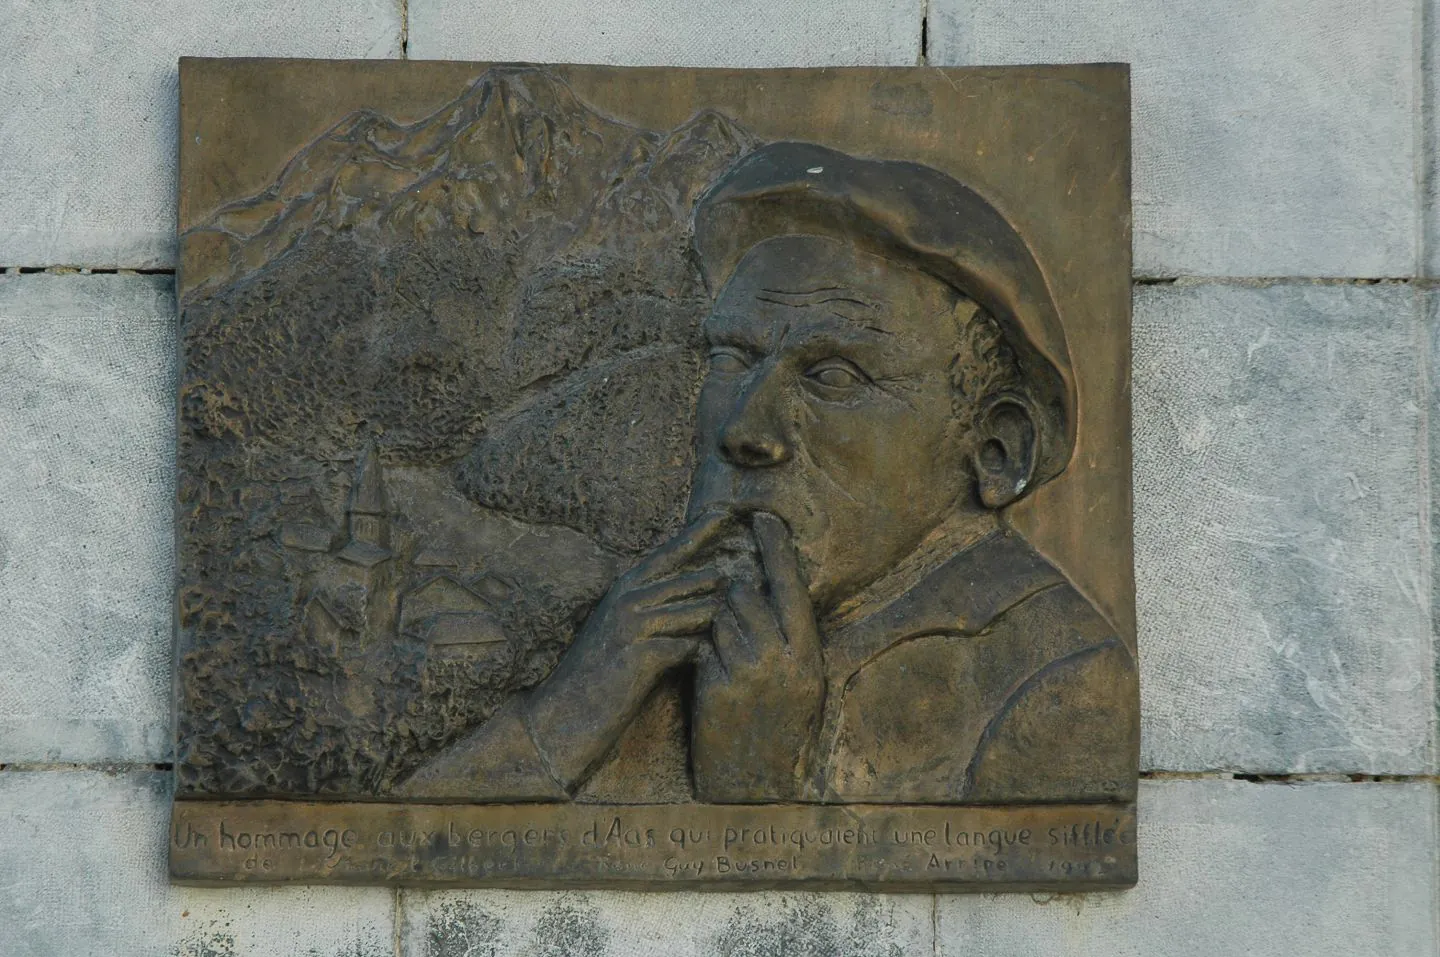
[{"x1": 173, "y1": 58, "x2": 1137, "y2": 889}]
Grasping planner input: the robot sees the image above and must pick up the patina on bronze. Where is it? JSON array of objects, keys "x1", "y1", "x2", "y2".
[{"x1": 172, "y1": 58, "x2": 1137, "y2": 890}]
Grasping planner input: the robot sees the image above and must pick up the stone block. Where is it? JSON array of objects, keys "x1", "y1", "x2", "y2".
[
  {"x1": 1428, "y1": 6, "x2": 1440, "y2": 277},
  {"x1": 938, "y1": 779, "x2": 1438, "y2": 956},
  {"x1": 1430, "y1": 291, "x2": 1440, "y2": 743},
  {"x1": 1134, "y1": 282, "x2": 1432, "y2": 773},
  {"x1": 0, "y1": 0, "x2": 402, "y2": 269},
  {"x1": 929, "y1": 0, "x2": 1417, "y2": 278},
  {"x1": 408, "y1": 0, "x2": 918, "y2": 66},
  {"x1": 400, "y1": 888, "x2": 934, "y2": 955},
  {"x1": 0, "y1": 769, "x2": 395, "y2": 957},
  {"x1": 0, "y1": 274, "x2": 175, "y2": 762}
]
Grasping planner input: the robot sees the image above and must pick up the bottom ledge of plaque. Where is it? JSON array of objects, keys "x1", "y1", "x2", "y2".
[{"x1": 169, "y1": 799, "x2": 1137, "y2": 891}]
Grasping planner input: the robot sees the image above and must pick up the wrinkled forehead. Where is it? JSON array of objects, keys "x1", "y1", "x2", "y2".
[{"x1": 708, "y1": 235, "x2": 958, "y2": 340}]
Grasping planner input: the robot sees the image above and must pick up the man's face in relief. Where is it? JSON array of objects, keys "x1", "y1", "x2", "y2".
[{"x1": 688, "y1": 234, "x2": 975, "y2": 613}]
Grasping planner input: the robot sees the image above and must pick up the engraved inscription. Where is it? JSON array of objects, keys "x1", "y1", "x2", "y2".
[{"x1": 171, "y1": 802, "x2": 1137, "y2": 890}]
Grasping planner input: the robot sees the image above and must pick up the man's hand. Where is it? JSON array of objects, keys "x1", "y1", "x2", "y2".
[
  {"x1": 691, "y1": 512, "x2": 826, "y2": 802},
  {"x1": 523, "y1": 511, "x2": 735, "y2": 791}
]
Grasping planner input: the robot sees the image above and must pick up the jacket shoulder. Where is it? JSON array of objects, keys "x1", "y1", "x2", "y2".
[
  {"x1": 826, "y1": 580, "x2": 1137, "y2": 804},
  {"x1": 965, "y1": 589, "x2": 1138, "y2": 803}
]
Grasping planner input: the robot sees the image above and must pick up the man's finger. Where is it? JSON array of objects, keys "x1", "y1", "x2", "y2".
[
  {"x1": 643, "y1": 636, "x2": 707, "y2": 669},
  {"x1": 632, "y1": 510, "x2": 736, "y2": 583},
  {"x1": 637, "y1": 596, "x2": 724, "y2": 638},
  {"x1": 709, "y1": 604, "x2": 753, "y2": 675},
  {"x1": 752, "y1": 511, "x2": 821, "y2": 660},
  {"x1": 630, "y1": 569, "x2": 726, "y2": 609},
  {"x1": 725, "y1": 581, "x2": 783, "y2": 657}
]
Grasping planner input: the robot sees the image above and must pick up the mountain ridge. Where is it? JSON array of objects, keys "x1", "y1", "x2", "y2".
[{"x1": 181, "y1": 68, "x2": 756, "y2": 300}]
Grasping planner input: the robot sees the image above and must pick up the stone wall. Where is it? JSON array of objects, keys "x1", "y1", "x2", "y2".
[{"x1": 0, "y1": 1, "x2": 1435, "y2": 954}]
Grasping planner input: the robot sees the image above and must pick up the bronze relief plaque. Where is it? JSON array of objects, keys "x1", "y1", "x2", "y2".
[{"x1": 171, "y1": 58, "x2": 1137, "y2": 890}]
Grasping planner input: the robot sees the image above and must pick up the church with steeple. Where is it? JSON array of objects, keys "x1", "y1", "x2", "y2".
[{"x1": 299, "y1": 445, "x2": 399, "y2": 656}]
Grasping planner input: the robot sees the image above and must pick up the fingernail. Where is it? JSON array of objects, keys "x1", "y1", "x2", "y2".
[{"x1": 752, "y1": 511, "x2": 789, "y2": 537}]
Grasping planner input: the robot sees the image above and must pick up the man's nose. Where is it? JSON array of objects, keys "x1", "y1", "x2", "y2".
[{"x1": 719, "y1": 366, "x2": 793, "y2": 468}]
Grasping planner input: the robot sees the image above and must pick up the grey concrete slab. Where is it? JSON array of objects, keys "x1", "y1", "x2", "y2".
[
  {"x1": 400, "y1": 887, "x2": 933, "y2": 956},
  {"x1": 929, "y1": 0, "x2": 1418, "y2": 278},
  {"x1": 0, "y1": 769, "x2": 394, "y2": 957},
  {"x1": 938, "y1": 779, "x2": 1438, "y2": 956},
  {"x1": 1134, "y1": 282, "x2": 1432, "y2": 773},
  {"x1": 408, "y1": 0, "x2": 919, "y2": 67},
  {"x1": 0, "y1": 0, "x2": 402, "y2": 269},
  {"x1": 0, "y1": 274, "x2": 175, "y2": 762}
]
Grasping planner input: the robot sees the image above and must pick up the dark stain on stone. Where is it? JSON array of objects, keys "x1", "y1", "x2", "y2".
[
  {"x1": 424, "y1": 898, "x2": 504, "y2": 957},
  {"x1": 711, "y1": 896, "x2": 906, "y2": 957},
  {"x1": 172, "y1": 927, "x2": 237, "y2": 957},
  {"x1": 530, "y1": 895, "x2": 610, "y2": 957},
  {"x1": 422, "y1": 894, "x2": 609, "y2": 957}
]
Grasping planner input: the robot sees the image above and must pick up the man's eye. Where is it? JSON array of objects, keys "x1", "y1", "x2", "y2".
[
  {"x1": 707, "y1": 348, "x2": 750, "y2": 373},
  {"x1": 804, "y1": 359, "x2": 868, "y2": 390}
]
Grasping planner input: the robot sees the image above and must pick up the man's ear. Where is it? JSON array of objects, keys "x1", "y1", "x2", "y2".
[{"x1": 970, "y1": 397, "x2": 1039, "y2": 509}]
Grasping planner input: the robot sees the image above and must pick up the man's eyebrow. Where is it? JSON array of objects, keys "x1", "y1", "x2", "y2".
[
  {"x1": 756, "y1": 286, "x2": 879, "y2": 310},
  {"x1": 783, "y1": 321, "x2": 903, "y2": 350}
]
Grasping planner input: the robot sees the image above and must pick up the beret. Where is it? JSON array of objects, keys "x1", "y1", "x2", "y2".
[{"x1": 692, "y1": 142, "x2": 1075, "y2": 487}]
